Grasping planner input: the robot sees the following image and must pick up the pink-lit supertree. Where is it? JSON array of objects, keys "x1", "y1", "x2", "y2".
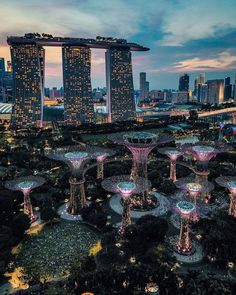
[
  {"x1": 215, "y1": 176, "x2": 236, "y2": 217},
  {"x1": 45, "y1": 146, "x2": 95, "y2": 215},
  {"x1": 181, "y1": 141, "x2": 230, "y2": 201},
  {"x1": 109, "y1": 132, "x2": 172, "y2": 196},
  {"x1": 94, "y1": 148, "x2": 115, "y2": 180},
  {"x1": 158, "y1": 147, "x2": 183, "y2": 181},
  {"x1": 102, "y1": 175, "x2": 151, "y2": 234},
  {"x1": 175, "y1": 201, "x2": 196, "y2": 254},
  {"x1": 5, "y1": 176, "x2": 45, "y2": 221}
]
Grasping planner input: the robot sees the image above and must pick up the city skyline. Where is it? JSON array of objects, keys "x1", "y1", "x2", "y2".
[{"x1": 0, "y1": 0, "x2": 236, "y2": 89}]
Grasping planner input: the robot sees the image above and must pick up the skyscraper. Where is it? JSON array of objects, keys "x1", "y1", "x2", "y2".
[
  {"x1": 194, "y1": 73, "x2": 205, "y2": 98},
  {"x1": 197, "y1": 83, "x2": 208, "y2": 103},
  {"x1": 139, "y1": 72, "x2": 149, "y2": 101},
  {"x1": 179, "y1": 74, "x2": 189, "y2": 92},
  {"x1": 10, "y1": 45, "x2": 45, "y2": 127},
  {"x1": 62, "y1": 46, "x2": 94, "y2": 124},
  {"x1": 106, "y1": 47, "x2": 136, "y2": 122},
  {"x1": 207, "y1": 79, "x2": 224, "y2": 105},
  {"x1": 224, "y1": 77, "x2": 232, "y2": 100}
]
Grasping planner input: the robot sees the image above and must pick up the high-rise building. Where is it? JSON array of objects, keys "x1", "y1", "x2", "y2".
[
  {"x1": 207, "y1": 79, "x2": 224, "y2": 105},
  {"x1": 106, "y1": 47, "x2": 136, "y2": 122},
  {"x1": 224, "y1": 77, "x2": 232, "y2": 100},
  {"x1": 197, "y1": 83, "x2": 208, "y2": 103},
  {"x1": 139, "y1": 72, "x2": 149, "y2": 101},
  {"x1": 0, "y1": 58, "x2": 5, "y2": 77},
  {"x1": 179, "y1": 74, "x2": 189, "y2": 92},
  {"x1": 194, "y1": 73, "x2": 205, "y2": 98},
  {"x1": 10, "y1": 45, "x2": 45, "y2": 127},
  {"x1": 62, "y1": 46, "x2": 94, "y2": 124}
]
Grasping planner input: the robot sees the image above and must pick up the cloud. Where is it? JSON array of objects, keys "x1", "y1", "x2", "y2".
[
  {"x1": 158, "y1": 0, "x2": 236, "y2": 46},
  {"x1": 149, "y1": 50, "x2": 236, "y2": 73}
]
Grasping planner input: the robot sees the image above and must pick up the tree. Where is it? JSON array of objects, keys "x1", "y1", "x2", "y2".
[
  {"x1": 11, "y1": 213, "x2": 30, "y2": 238},
  {"x1": 40, "y1": 207, "x2": 59, "y2": 225}
]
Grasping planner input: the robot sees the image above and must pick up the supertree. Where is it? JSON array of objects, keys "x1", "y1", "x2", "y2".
[
  {"x1": 158, "y1": 147, "x2": 183, "y2": 181},
  {"x1": 175, "y1": 200, "x2": 196, "y2": 254},
  {"x1": 5, "y1": 175, "x2": 45, "y2": 221},
  {"x1": 231, "y1": 126, "x2": 236, "y2": 143},
  {"x1": 102, "y1": 175, "x2": 151, "y2": 234},
  {"x1": 215, "y1": 176, "x2": 236, "y2": 217},
  {"x1": 45, "y1": 146, "x2": 95, "y2": 215},
  {"x1": 94, "y1": 147, "x2": 115, "y2": 180},
  {"x1": 218, "y1": 123, "x2": 225, "y2": 141},
  {"x1": 181, "y1": 141, "x2": 230, "y2": 201}
]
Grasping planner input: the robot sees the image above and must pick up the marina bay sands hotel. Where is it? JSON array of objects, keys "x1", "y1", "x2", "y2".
[{"x1": 7, "y1": 34, "x2": 149, "y2": 128}]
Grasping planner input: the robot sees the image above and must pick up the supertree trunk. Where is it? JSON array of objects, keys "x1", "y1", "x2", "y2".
[
  {"x1": 68, "y1": 177, "x2": 86, "y2": 215},
  {"x1": 229, "y1": 194, "x2": 236, "y2": 217},
  {"x1": 177, "y1": 217, "x2": 191, "y2": 253},
  {"x1": 195, "y1": 170, "x2": 210, "y2": 202},
  {"x1": 97, "y1": 160, "x2": 104, "y2": 180},
  {"x1": 23, "y1": 192, "x2": 34, "y2": 221},
  {"x1": 170, "y1": 160, "x2": 177, "y2": 182},
  {"x1": 120, "y1": 198, "x2": 131, "y2": 234}
]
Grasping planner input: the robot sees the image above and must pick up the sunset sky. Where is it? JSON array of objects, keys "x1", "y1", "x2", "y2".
[{"x1": 1, "y1": 0, "x2": 236, "y2": 89}]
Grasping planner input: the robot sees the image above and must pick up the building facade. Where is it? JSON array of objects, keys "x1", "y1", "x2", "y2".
[
  {"x1": 207, "y1": 79, "x2": 224, "y2": 105},
  {"x1": 179, "y1": 74, "x2": 189, "y2": 92},
  {"x1": 224, "y1": 77, "x2": 232, "y2": 100},
  {"x1": 10, "y1": 45, "x2": 45, "y2": 128},
  {"x1": 139, "y1": 72, "x2": 149, "y2": 101},
  {"x1": 106, "y1": 47, "x2": 136, "y2": 122},
  {"x1": 62, "y1": 46, "x2": 94, "y2": 124}
]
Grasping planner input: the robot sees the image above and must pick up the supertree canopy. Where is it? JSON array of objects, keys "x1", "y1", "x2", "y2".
[
  {"x1": 45, "y1": 145, "x2": 95, "y2": 215},
  {"x1": 5, "y1": 175, "x2": 45, "y2": 221},
  {"x1": 110, "y1": 131, "x2": 173, "y2": 179},
  {"x1": 215, "y1": 176, "x2": 236, "y2": 217},
  {"x1": 158, "y1": 147, "x2": 183, "y2": 181},
  {"x1": 102, "y1": 175, "x2": 151, "y2": 233},
  {"x1": 175, "y1": 200, "x2": 196, "y2": 254}
]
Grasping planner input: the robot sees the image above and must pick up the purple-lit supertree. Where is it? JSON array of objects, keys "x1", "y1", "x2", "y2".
[
  {"x1": 109, "y1": 132, "x2": 172, "y2": 196},
  {"x1": 94, "y1": 148, "x2": 115, "y2": 180},
  {"x1": 215, "y1": 176, "x2": 236, "y2": 217},
  {"x1": 181, "y1": 141, "x2": 230, "y2": 201},
  {"x1": 45, "y1": 146, "x2": 94, "y2": 215},
  {"x1": 158, "y1": 147, "x2": 183, "y2": 181},
  {"x1": 102, "y1": 175, "x2": 151, "y2": 234},
  {"x1": 175, "y1": 201, "x2": 196, "y2": 254},
  {"x1": 5, "y1": 176, "x2": 45, "y2": 221}
]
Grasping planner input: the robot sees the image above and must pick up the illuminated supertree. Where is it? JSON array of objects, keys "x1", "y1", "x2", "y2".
[
  {"x1": 102, "y1": 175, "x2": 151, "y2": 234},
  {"x1": 231, "y1": 127, "x2": 236, "y2": 143},
  {"x1": 110, "y1": 131, "x2": 172, "y2": 196},
  {"x1": 46, "y1": 146, "x2": 95, "y2": 215},
  {"x1": 175, "y1": 201, "x2": 196, "y2": 254},
  {"x1": 94, "y1": 148, "x2": 115, "y2": 179},
  {"x1": 218, "y1": 123, "x2": 225, "y2": 141},
  {"x1": 5, "y1": 175, "x2": 45, "y2": 221},
  {"x1": 181, "y1": 141, "x2": 230, "y2": 201},
  {"x1": 158, "y1": 147, "x2": 183, "y2": 181},
  {"x1": 215, "y1": 176, "x2": 236, "y2": 217}
]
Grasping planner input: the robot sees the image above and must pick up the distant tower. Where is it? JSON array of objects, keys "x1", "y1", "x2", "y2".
[
  {"x1": 224, "y1": 77, "x2": 232, "y2": 100},
  {"x1": 10, "y1": 44, "x2": 45, "y2": 128},
  {"x1": 105, "y1": 47, "x2": 136, "y2": 122},
  {"x1": 139, "y1": 72, "x2": 149, "y2": 101},
  {"x1": 179, "y1": 74, "x2": 189, "y2": 92},
  {"x1": 207, "y1": 79, "x2": 224, "y2": 105},
  {"x1": 62, "y1": 46, "x2": 94, "y2": 124}
]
